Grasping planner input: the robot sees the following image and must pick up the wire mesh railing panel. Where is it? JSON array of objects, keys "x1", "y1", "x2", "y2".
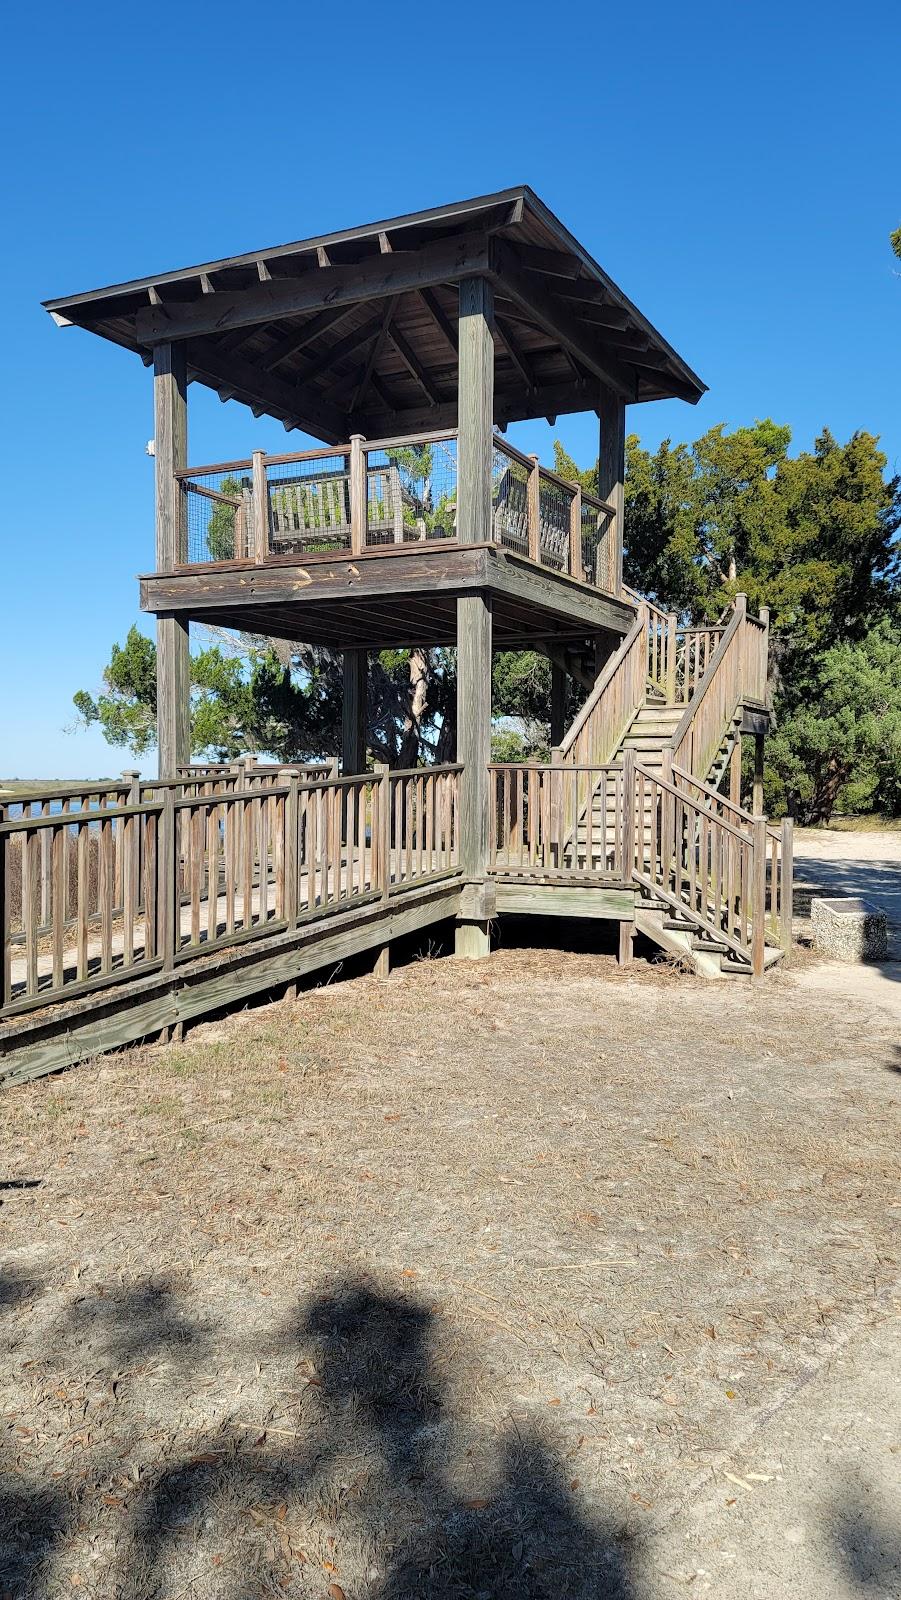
[
  {"x1": 491, "y1": 445, "x2": 529, "y2": 553},
  {"x1": 181, "y1": 467, "x2": 254, "y2": 564},
  {"x1": 267, "y1": 455, "x2": 351, "y2": 555},
  {"x1": 538, "y1": 476, "x2": 572, "y2": 571},
  {"x1": 364, "y1": 438, "x2": 457, "y2": 546},
  {"x1": 580, "y1": 498, "x2": 612, "y2": 589}
]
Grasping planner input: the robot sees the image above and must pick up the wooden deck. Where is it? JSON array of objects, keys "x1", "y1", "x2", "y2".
[{"x1": 140, "y1": 430, "x2": 634, "y2": 650}]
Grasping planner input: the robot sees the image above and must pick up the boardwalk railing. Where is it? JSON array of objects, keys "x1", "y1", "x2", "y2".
[
  {"x1": 0, "y1": 765, "x2": 461, "y2": 1018},
  {"x1": 489, "y1": 756, "x2": 792, "y2": 972},
  {"x1": 490, "y1": 763, "x2": 626, "y2": 879},
  {"x1": 175, "y1": 430, "x2": 620, "y2": 591}
]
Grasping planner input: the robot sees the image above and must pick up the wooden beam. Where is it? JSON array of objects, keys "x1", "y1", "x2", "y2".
[
  {"x1": 511, "y1": 243, "x2": 583, "y2": 279},
  {"x1": 489, "y1": 242, "x2": 637, "y2": 402},
  {"x1": 456, "y1": 592, "x2": 492, "y2": 930},
  {"x1": 350, "y1": 297, "x2": 398, "y2": 414},
  {"x1": 494, "y1": 316, "x2": 537, "y2": 392},
  {"x1": 135, "y1": 233, "x2": 493, "y2": 345},
  {"x1": 299, "y1": 313, "x2": 385, "y2": 388},
  {"x1": 187, "y1": 338, "x2": 347, "y2": 442},
  {"x1": 550, "y1": 663, "x2": 567, "y2": 745},
  {"x1": 457, "y1": 277, "x2": 495, "y2": 542},
  {"x1": 597, "y1": 385, "x2": 626, "y2": 596},
  {"x1": 154, "y1": 345, "x2": 190, "y2": 777},
  {"x1": 342, "y1": 650, "x2": 367, "y2": 775},
  {"x1": 259, "y1": 305, "x2": 355, "y2": 372},
  {"x1": 388, "y1": 325, "x2": 442, "y2": 406},
  {"x1": 418, "y1": 287, "x2": 458, "y2": 357}
]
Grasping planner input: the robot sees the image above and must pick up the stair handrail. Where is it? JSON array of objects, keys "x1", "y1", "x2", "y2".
[
  {"x1": 671, "y1": 764, "x2": 754, "y2": 826},
  {"x1": 559, "y1": 602, "x2": 648, "y2": 766},
  {"x1": 630, "y1": 758, "x2": 769, "y2": 975},
  {"x1": 669, "y1": 596, "x2": 747, "y2": 780}
]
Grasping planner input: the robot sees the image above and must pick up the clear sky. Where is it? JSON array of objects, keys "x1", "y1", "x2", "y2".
[{"x1": 1, "y1": 0, "x2": 898, "y2": 778}]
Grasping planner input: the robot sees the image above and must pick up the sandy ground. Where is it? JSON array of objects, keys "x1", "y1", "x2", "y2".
[
  {"x1": 0, "y1": 829, "x2": 898, "y2": 1600},
  {"x1": 791, "y1": 826, "x2": 901, "y2": 1028}
]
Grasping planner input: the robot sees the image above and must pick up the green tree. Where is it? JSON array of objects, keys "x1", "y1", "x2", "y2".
[
  {"x1": 556, "y1": 420, "x2": 901, "y2": 821},
  {"x1": 74, "y1": 628, "x2": 459, "y2": 767},
  {"x1": 766, "y1": 616, "x2": 901, "y2": 820}
]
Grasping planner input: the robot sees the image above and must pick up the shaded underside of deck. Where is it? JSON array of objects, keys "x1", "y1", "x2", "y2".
[{"x1": 140, "y1": 543, "x2": 635, "y2": 649}]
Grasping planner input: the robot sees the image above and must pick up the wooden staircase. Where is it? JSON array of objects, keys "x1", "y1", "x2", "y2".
[{"x1": 557, "y1": 593, "x2": 791, "y2": 977}]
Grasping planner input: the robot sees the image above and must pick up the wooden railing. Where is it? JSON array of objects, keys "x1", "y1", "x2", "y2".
[
  {"x1": 488, "y1": 753, "x2": 792, "y2": 971},
  {"x1": 670, "y1": 597, "x2": 769, "y2": 782},
  {"x1": 558, "y1": 604, "x2": 648, "y2": 767},
  {"x1": 670, "y1": 766, "x2": 793, "y2": 951},
  {"x1": 175, "y1": 429, "x2": 621, "y2": 592},
  {"x1": 489, "y1": 763, "x2": 626, "y2": 879},
  {"x1": 0, "y1": 766, "x2": 461, "y2": 1018}
]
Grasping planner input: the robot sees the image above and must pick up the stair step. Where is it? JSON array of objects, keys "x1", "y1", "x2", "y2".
[
  {"x1": 691, "y1": 937, "x2": 730, "y2": 954},
  {"x1": 663, "y1": 917, "x2": 696, "y2": 932}
]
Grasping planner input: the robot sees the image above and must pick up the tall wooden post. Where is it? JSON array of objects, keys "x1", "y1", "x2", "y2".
[
  {"x1": 598, "y1": 384, "x2": 626, "y2": 597},
  {"x1": 342, "y1": 650, "x2": 367, "y2": 776},
  {"x1": 154, "y1": 343, "x2": 190, "y2": 777},
  {"x1": 753, "y1": 731, "x2": 766, "y2": 817},
  {"x1": 550, "y1": 664, "x2": 567, "y2": 747},
  {"x1": 729, "y1": 735, "x2": 742, "y2": 808},
  {"x1": 456, "y1": 277, "x2": 494, "y2": 958}
]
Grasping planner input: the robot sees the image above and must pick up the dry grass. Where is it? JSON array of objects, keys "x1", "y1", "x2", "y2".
[{"x1": 0, "y1": 940, "x2": 898, "y2": 1598}]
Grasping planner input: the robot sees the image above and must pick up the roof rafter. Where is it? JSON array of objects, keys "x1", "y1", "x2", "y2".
[{"x1": 133, "y1": 234, "x2": 492, "y2": 346}]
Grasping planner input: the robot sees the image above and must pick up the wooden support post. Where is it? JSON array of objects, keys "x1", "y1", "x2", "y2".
[
  {"x1": 373, "y1": 944, "x2": 391, "y2": 977},
  {"x1": 457, "y1": 276, "x2": 494, "y2": 542},
  {"x1": 455, "y1": 274, "x2": 494, "y2": 960},
  {"x1": 349, "y1": 433, "x2": 366, "y2": 555},
  {"x1": 0, "y1": 822, "x2": 8, "y2": 1011},
  {"x1": 753, "y1": 731, "x2": 765, "y2": 817},
  {"x1": 729, "y1": 735, "x2": 742, "y2": 808},
  {"x1": 252, "y1": 450, "x2": 269, "y2": 563},
  {"x1": 456, "y1": 595, "x2": 492, "y2": 880},
  {"x1": 618, "y1": 919, "x2": 634, "y2": 966},
  {"x1": 373, "y1": 762, "x2": 390, "y2": 899},
  {"x1": 620, "y1": 747, "x2": 636, "y2": 878},
  {"x1": 550, "y1": 744, "x2": 563, "y2": 869},
  {"x1": 568, "y1": 484, "x2": 583, "y2": 580},
  {"x1": 598, "y1": 384, "x2": 626, "y2": 596},
  {"x1": 158, "y1": 786, "x2": 176, "y2": 971},
  {"x1": 285, "y1": 770, "x2": 299, "y2": 926},
  {"x1": 455, "y1": 594, "x2": 492, "y2": 958},
  {"x1": 780, "y1": 816, "x2": 794, "y2": 950},
  {"x1": 665, "y1": 613, "x2": 678, "y2": 704},
  {"x1": 527, "y1": 454, "x2": 541, "y2": 562},
  {"x1": 751, "y1": 815, "x2": 767, "y2": 978},
  {"x1": 550, "y1": 665, "x2": 567, "y2": 748},
  {"x1": 154, "y1": 343, "x2": 190, "y2": 778},
  {"x1": 342, "y1": 650, "x2": 367, "y2": 776}
]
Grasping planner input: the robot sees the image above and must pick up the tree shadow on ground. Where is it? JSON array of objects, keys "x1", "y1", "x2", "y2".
[
  {"x1": 129, "y1": 1280, "x2": 640, "y2": 1598},
  {"x1": 831, "y1": 1489, "x2": 901, "y2": 1592}
]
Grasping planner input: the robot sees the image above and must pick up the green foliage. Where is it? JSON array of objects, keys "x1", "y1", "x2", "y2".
[
  {"x1": 75, "y1": 631, "x2": 459, "y2": 767},
  {"x1": 891, "y1": 225, "x2": 901, "y2": 261},
  {"x1": 557, "y1": 419, "x2": 901, "y2": 822},
  {"x1": 206, "y1": 476, "x2": 246, "y2": 561},
  {"x1": 766, "y1": 617, "x2": 901, "y2": 821}
]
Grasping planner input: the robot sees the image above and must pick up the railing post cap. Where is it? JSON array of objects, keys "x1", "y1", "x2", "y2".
[{"x1": 350, "y1": 431, "x2": 366, "y2": 442}]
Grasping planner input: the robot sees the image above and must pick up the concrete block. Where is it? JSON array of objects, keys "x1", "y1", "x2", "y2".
[{"x1": 811, "y1": 897, "x2": 888, "y2": 962}]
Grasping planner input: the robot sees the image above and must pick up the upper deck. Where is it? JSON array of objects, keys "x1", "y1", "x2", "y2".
[{"x1": 140, "y1": 424, "x2": 636, "y2": 647}]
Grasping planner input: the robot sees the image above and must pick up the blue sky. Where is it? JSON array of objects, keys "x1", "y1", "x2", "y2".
[{"x1": 1, "y1": 0, "x2": 899, "y2": 777}]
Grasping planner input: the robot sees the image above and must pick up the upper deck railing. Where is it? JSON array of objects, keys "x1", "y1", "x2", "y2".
[{"x1": 174, "y1": 429, "x2": 619, "y2": 592}]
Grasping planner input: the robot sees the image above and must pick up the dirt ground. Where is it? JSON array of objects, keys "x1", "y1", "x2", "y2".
[{"x1": 1, "y1": 832, "x2": 899, "y2": 1599}]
